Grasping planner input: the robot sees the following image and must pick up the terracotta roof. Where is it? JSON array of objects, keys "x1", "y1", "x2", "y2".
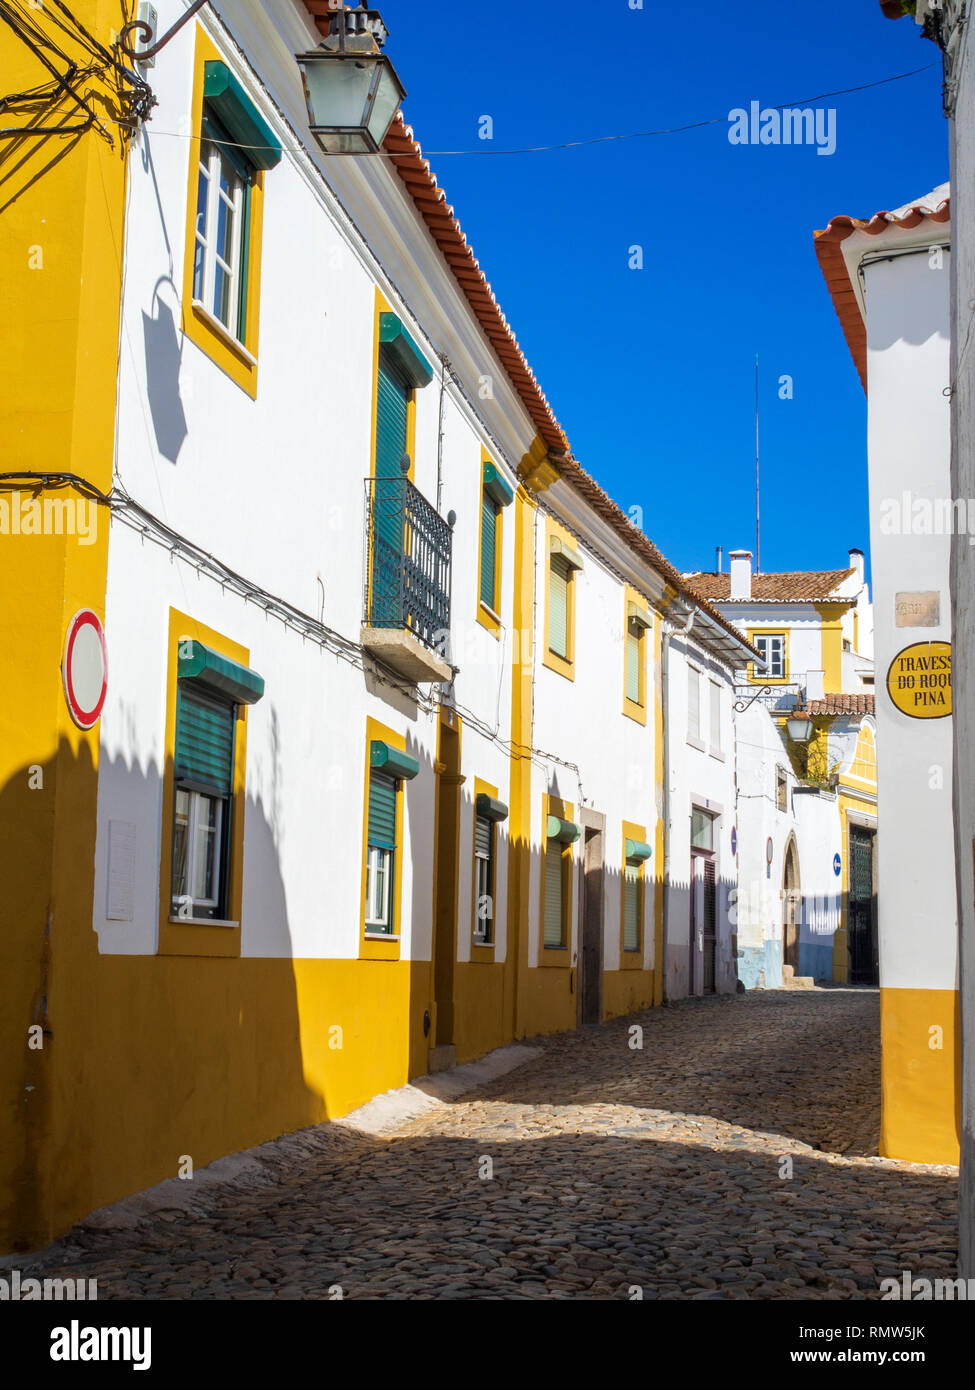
[
  {"x1": 807, "y1": 694, "x2": 875, "y2": 717},
  {"x1": 303, "y1": 7, "x2": 756, "y2": 659},
  {"x1": 814, "y1": 187, "x2": 950, "y2": 390},
  {"x1": 686, "y1": 569, "x2": 856, "y2": 602}
]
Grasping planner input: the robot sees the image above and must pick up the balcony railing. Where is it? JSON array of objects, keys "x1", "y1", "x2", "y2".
[{"x1": 363, "y1": 474, "x2": 453, "y2": 653}]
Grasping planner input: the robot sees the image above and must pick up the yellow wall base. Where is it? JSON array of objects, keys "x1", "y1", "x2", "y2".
[
  {"x1": 603, "y1": 969, "x2": 654, "y2": 1021},
  {"x1": 879, "y1": 986, "x2": 960, "y2": 1165}
]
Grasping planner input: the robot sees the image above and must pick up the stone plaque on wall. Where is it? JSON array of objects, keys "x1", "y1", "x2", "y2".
[{"x1": 895, "y1": 592, "x2": 941, "y2": 628}]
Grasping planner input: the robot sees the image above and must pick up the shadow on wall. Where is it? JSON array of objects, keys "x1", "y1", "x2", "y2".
[
  {"x1": 0, "y1": 737, "x2": 319, "y2": 1253},
  {"x1": 664, "y1": 875, "x2": 739, "y2": 1002}
]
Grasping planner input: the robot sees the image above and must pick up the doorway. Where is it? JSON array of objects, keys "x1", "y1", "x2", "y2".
[
  {"x1": 690, "y1": 808, "x2": 717, "y2": 995},
  {"x1": 432, "y1": 709, "x2": 462, "y2": 1053},
  {"x1": 578, "y1": 813, "x2": 605, "y2": 1025},
  {"x1": 848, "y1": 825, "x2": 878, "y2": 985},
  {"x1": 782, "y1": 838, "x2": 800, "y2": 974}
]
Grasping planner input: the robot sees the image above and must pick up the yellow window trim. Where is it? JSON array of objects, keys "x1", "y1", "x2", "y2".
[
  {"x1": 620, "y1": 818, "x2": 647, "y2": 969},
  {"x1": 181, "y1": 27, "x2": 266, "y2": 400},
  {"x1": 471, "y1": 775, "x2": 500, "y2": 959},
  {"x1": 746, "y1": 627, "x2": 791, "y2": 684},
  {"x1": 476, "y1": 449, "x2": 503, "y2": 639},
  {"x1": 539, "y1": 792, "x2": 574, "y2": 967},
  {"x1": 159, "y1": 608, "x2": 249, "y2": 958},
  {"x1": 360, "y1": 715, "x2": 408, "y2": 961},
  {"x1": 542, "y1": 516, "x2": 576, "y2": 681},
  {"x1": 622, "y1": 584, "x2": 649, "y2": 724}
]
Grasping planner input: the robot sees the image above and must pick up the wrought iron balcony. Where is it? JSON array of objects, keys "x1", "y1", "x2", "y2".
[
  {"x1": 361, "y1": 472, "x2": 454, "y2": 683},
  {"x1": 732, "y1": 681, "x2": 802, "y2": 712}
]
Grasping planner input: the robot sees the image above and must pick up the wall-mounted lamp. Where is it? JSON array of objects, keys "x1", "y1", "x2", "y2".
[
  {"x1": 297, "y1": 7, "x2": 406, "y2": 154},
  {"x1": 785, "y1": 710, "x2": 814, "y2": 744}
]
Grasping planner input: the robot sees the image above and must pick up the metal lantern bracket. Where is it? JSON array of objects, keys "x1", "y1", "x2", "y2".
[
  {"x1": 733, "y1": 685, "x2": 772, "y2": 713},
  {"x1": 118, "y1": 0, "x2": 209, "y2": 63}
]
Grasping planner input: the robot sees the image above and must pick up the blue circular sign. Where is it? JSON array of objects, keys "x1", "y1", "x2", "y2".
[
  {"x1": 833, "y1": 852, "x2": 842, "y2": 877},
  {"x1": 731, "y1": 827, "x2": 737, "y2": 856}
]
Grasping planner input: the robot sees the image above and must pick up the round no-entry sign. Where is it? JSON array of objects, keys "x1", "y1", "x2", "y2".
[
  {"x1": 766, "y1": 837, "x2": 774, "y2": 866},
  {"x1": 62, "y1": 609, "x2": 107, "y2": 730}
]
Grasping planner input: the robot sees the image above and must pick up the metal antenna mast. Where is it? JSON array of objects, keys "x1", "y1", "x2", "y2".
[{"x1": 755, "y1": 353, "x2": 760, "y2": 574}]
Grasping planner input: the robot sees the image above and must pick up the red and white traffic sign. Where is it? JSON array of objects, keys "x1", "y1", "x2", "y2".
[
  {"x1": 766, "y1": 836, "x2": 774, "y2": 866},
  {"x1": 62, "y1": 609, "x2": 107, "y2": 730}
]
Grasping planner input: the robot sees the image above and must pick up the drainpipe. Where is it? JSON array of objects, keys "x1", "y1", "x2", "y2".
[{"x1": 661, "y1": 599, "x2": 695, "y2": 1002}]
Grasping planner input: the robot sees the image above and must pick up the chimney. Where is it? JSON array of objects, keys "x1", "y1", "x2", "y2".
[
  {"x1": 729, "y1": 549, "x2": 752, "y2": 600},
  {"x1": 848, "y1": 548, "x2": 865, "y2": 588},
  {"x1": 716, "y1": 546, "x2": 723, "y2": 573}
]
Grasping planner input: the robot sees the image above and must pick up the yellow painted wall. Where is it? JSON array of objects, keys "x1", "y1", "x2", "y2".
[
  {"x1": 880, "y1": 986, "x2": 960, "y2": 1164},
  {"x1": 603, "y1": 969, "x2": 655, "y2": 1021},
  {"x1": 0, "y1": 2, "x2": 131, "y2": 1252}
]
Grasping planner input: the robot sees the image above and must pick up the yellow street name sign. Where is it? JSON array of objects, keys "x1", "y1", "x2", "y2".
[{"x1": 886, "y1": 640, "x2": 952, "y2": 718}]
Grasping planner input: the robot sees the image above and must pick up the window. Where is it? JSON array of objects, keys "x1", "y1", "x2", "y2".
[
  {"x1": 625, "y1": 618, "x2": 642, "y2": 705},
  {"x1": 474, "y1": 814, "x2": 494, "y2": 944},
  {"x1": 776, "y1": 767, "x2": 788, "y2": 812},
  {"x1": 480, "y1": 495, "x2": 500, "y2": 612},
  {"x1": 172, "y1": 687, "x2": 234, "y2": 919},
  {"x1": 691, "y1": 807, "x2": 714, "y2": 852},
  {"x1": 543, "y1": 834, "x2": 566, "y2": 947},
  {"x1": 549, "y1": 554, "x2": 571, "y2": 660},
  {"x1": 688, "y1": 665, "x2": 702, "y2": 742},
  {"x1": 754, "y1": 633, "x2": 786, "y2": 680},
  {"x1": 182, "y1": 49, "x2": 281, "y2": 397},
  {"x1": 623, "y1": 862, "x2": 641, "y2": 953},
  {"x1": 193, "y1": 112, "x2": 251, "y2": 341},
  {"x1": 168, "y1": 635, "x2": 265, "y2": 928},
  {"x1": 365, "y1": 772, "x2": 397, "y2": 933},
  {"x1": 710, "y1": 680, "x2": 722, "y2": 754}
]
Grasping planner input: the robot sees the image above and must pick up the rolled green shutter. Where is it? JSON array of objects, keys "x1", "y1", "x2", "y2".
[
  {"x1": 625, "y1": 622, "x2": 640, "y2": 703},
  {"x1": 368, "y1": 773, "x2": 397, "y2": 850},
  {"x1": 376, "y1": 351, "x2": 410, "y2": 482},
  {"x1": 543, "y1": 839, "x2": 564, "y2": 947},
  {"x1": 549, "y1": 555, "x2": 569, "y2": 658},
  {"x1": 475, "y1": 815, "x2": 492, "y2": 859},
  {"x1": 480, "y1": 496, "x2": 497, "y2": 608},
  {"x1": 623, "y1": 865, "x2": 640, "y2": 952},
  {"x1": 174, "y1": 687, "x2": 235, "y2": 794}
]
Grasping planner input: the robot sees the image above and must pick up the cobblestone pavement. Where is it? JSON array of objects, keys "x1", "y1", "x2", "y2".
[{"x1": 20, "y1": 988, "x2": 958, "y2": 1299}]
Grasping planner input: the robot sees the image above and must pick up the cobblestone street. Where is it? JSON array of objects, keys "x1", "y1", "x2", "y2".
[{"x1": 21, "y1": 989, "x2": 958, "y2": 1300}]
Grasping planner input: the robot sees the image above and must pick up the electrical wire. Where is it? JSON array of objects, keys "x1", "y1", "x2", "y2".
[{"x1": 133, "y1": 60, "x2": 939, "y2": 160}]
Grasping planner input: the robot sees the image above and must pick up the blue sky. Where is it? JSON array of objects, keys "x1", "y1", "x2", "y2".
[{"x1": 377, "y1": 0, "x2": 947, "y2": 581}]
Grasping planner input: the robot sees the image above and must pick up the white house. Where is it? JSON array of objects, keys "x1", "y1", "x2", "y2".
[{"x1": 816, "y1": 177, "x2": 957, "y2": 1164}]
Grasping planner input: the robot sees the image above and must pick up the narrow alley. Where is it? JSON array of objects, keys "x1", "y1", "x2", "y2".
[{"x1": 19, "y1": 990, "x2": 957, "y2": 1300}]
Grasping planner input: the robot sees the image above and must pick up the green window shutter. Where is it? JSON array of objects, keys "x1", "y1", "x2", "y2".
[
  {"x1": 549, "y1": 555, "x2": 570, "y2": 658},
  {"x1": 378, "y1": 313, "x2": 433, "y2": 388},
  {"x1": 625, "y1": 621, "x2": 640, "y2": 703},
  {"x1": 623, "y1": 866, "x2": 641, "y2": 952},
  {"x1": 480, "y1": 495, "x2": 498, "y2": 608},
  {"x1": 376, "y1": 350, "x2": 410, "y2": 482},
  {"x1": 475, "y1": 815, "x2": 492, "y2": 859},
  {"x1": 174, "y1": 687, "x2": 235, "y2": 794},
  {"x1": 543, "y1": 839, "x2": 564, "y2": 947},
  {"x1": 202, "y1": 61, "x2": 282, "y2": 171},
  {"x1": 368, "y1": 773, "x2": 397, "y2": 850}
]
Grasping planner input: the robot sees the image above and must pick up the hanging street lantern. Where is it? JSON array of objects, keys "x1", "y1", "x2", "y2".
[
  {"x1": 785, "y1": 709, "x2": 815, "y2": 744},
  {"x1": 296, "y1": 7, "x2": 406, "y2": 155}
]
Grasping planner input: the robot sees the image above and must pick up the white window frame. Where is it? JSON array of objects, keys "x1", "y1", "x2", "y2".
[
  {"x1": 194, "y1": 134, "x2": 246, "y2": 341},
  {"x1": 173, "y1": 787, "x2": 225, "y2": 915},
  {"x1": 474, "y1": 818, "x2": 493, "y2": 945},
  {"x1": 687, "y1": 662, "x2": 703, "y2": 748},
  {"x1": 709, "y1": 679, "x2": 723, "y2": 757},
  {"x1": 365, "y1": 843, "x2": 393, "y2": 930},
  {"x1": 755, "y1": 633, "x2": 786, "y2": 680}
]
